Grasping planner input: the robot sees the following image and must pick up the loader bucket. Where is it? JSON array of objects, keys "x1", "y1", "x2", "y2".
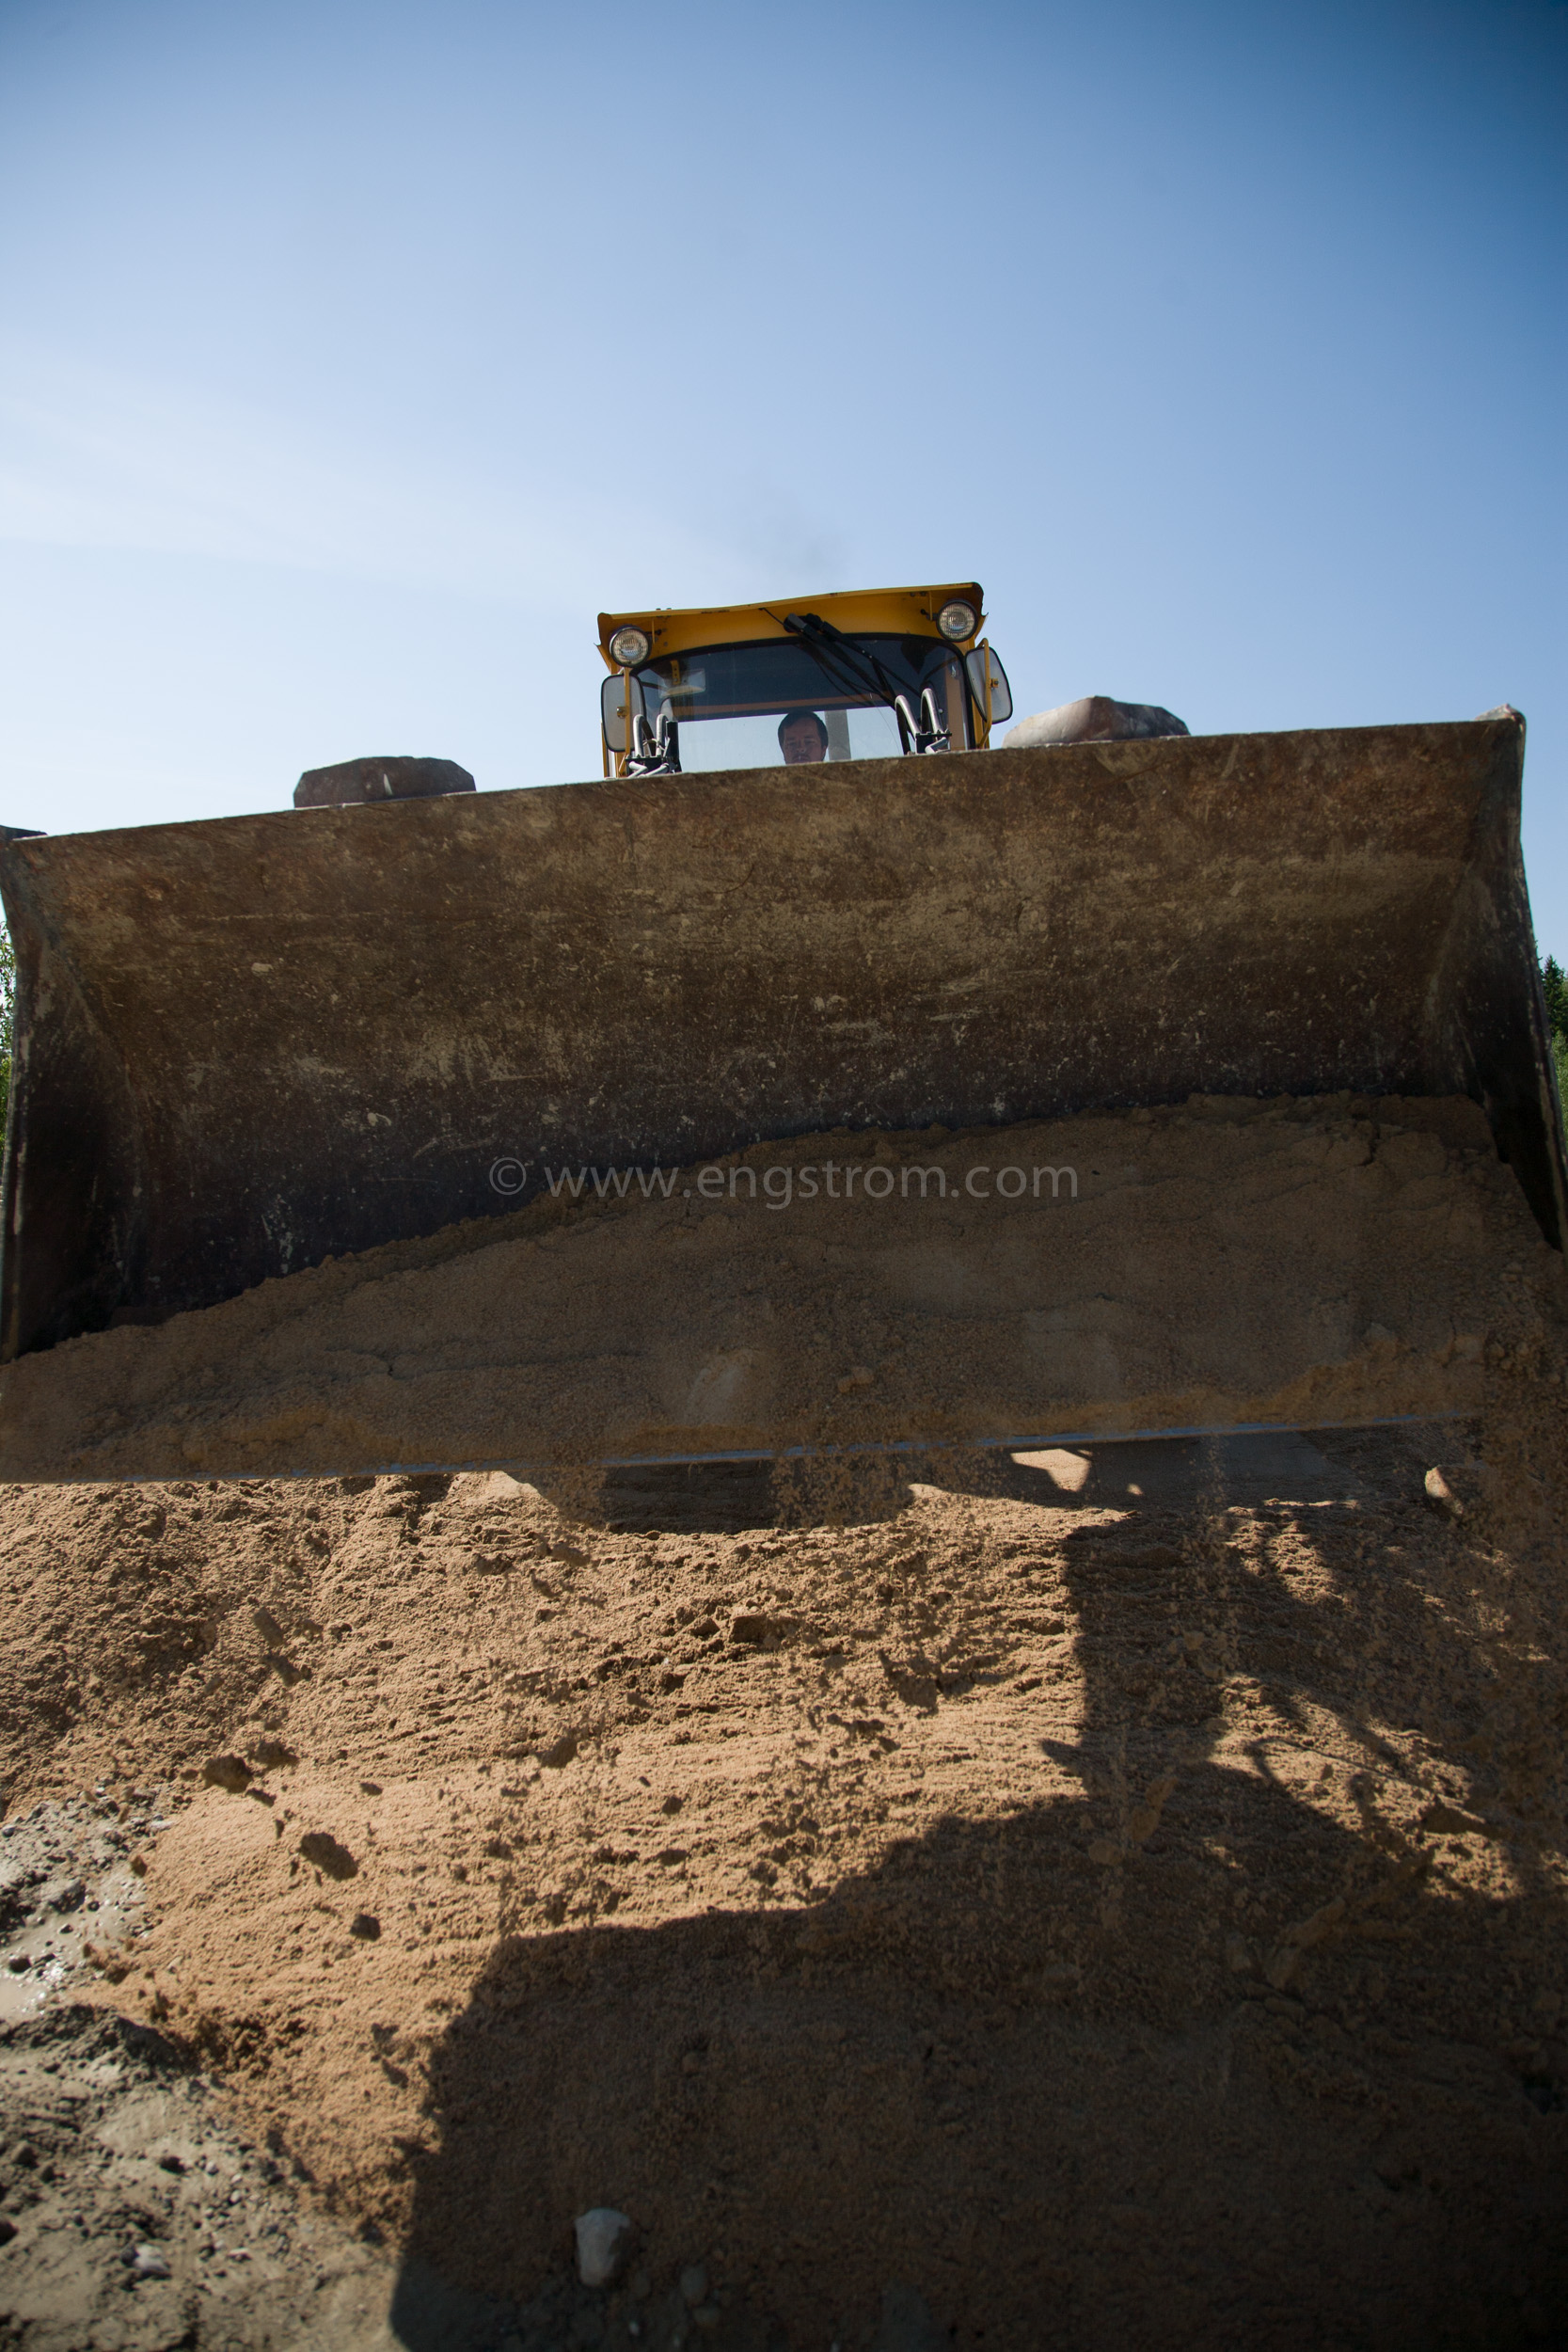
[{"x1": 0, "y1": 713, "x2": 1560, "y2": 1379}]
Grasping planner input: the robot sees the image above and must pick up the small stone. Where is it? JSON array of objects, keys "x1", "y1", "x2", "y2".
[
  {"x1": 1025, "y1": 1962, "x2": 1080, "y2": 2002},
  {"x1": 1420, "y1": 1801, "x2": 1486, "y2": 1836},
  {"x1": 870, "y1": 2281, "x2": 945, "y2": 2351},
  {"x1": 693, "y1": 2306, "x2": 722, "y2": 2332},
  {"x1": 6, "y1": 1953, "x2": 29, "y2": 1973},
  {"x1": 1225, "y1": 1932, "x2": 1252, "y2": 1973},
  {"x1": 1423, "y1": 1467, "x2": 1465, "y2": 1518},
  {"x1": 349, "y1": 1914, "x2": 381, "y2": 1940},
  {"x1": 130, "y1": 2243, "x2": 172, "y2": 2279},
  {"x1": 574, "y1": 2206, "x2": 633, "y2": 2289},
  {"x1": 298, "y1": 1833, "x2": 357, "y2": 1881},
  {"x1": 679, "y1": 2264, "x2": 709, "y2": 2307},
  {"x1": 203, "y1": 1755, "x2": 252, "y2": 1793}
]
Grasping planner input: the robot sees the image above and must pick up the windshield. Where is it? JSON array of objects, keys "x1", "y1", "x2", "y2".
[{"x1": 630, "y1": 633, "x2": 969, "y2": 770}]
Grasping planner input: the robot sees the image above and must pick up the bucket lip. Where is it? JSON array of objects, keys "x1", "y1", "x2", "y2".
[
  {"x1": 72, "y1": 1410, "x2": 1468, "y2": 1486},
  {"x1": 0, "y1": 712, "x2": 1526, "y2": 862}
]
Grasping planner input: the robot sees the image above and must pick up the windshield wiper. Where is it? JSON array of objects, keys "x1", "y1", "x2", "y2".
[
  {"x1": 783, "y1": 612, "x2": 904, "y2": 707},
  {"x1": 782, "y1": 613, "x2": 949, "y2": 755}
]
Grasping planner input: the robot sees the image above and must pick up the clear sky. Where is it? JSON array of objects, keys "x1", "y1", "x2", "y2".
[{"x1": 2, "y1": 0, "x2": 1564, "y2": 956}]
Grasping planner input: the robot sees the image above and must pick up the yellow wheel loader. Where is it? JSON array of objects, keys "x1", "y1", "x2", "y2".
[{"x1": 0, "y1": 581, "x2": 1561, "y2": 1477}]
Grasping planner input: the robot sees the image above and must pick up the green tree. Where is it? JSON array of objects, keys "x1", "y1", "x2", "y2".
[
  {"x1": 0, "y1": 927, "x2": 11, "y2": 1138},
  {"x1": 1544, "y1": 954, "x2": 1568, "y2": 1117}
]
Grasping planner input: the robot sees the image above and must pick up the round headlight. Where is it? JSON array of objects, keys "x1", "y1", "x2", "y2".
[
  {"x1": 609, "y1": 626, "x2": 651, "y2": 667},
  {"x1": 937, "y1": 600, "x2": 977, "y2": 643}
]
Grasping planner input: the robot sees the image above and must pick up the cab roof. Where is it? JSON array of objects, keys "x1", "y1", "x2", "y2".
[{"x1": 596, "y1": 581, "x2": 986, "y2": 668}]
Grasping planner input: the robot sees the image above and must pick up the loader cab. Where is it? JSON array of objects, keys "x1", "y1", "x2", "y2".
[{"x1": 596, "y1": 583, "x2": 1011, "y2": 778}]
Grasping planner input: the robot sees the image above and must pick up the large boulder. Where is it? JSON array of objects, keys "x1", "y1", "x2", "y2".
[
  {"x1": 1003, "y1": 695, "x2": 1189, "y2": 749},
  {"x1": 293, "y1": 755, "x2": 475, "y2": 808}
]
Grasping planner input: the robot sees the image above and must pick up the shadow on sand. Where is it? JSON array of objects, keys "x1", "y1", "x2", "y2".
[{"x1": 387, "y1": 1424, "x2": 1567, "y2": 2352}]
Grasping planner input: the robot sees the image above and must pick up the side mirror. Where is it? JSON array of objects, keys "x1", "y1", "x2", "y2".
[
  {"x1": 966, "y1": 644, "x2": 1012, "y2": 728},
  {"x1": 601, "y1": 673, "x2": 642, "y2": 755}
]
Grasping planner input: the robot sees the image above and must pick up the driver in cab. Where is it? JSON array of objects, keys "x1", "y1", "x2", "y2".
[{"x1": 778, "y1": 709, "x2": 829, "y2": 765}]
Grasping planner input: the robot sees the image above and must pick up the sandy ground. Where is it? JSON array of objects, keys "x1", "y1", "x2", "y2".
[
  {"x1": 1, "y1": 1093, "x2": 1553, "y2": 1481},
  {"x1": 0, "y1": 1344, "x2": 1563, "y2": 2347},
  {"x1": 0, "y1": 1094, "x2": 1562, "y2": 2345},
  {"x1": 0, "y1": 1999, "x2": 400, "y2": 2351}
]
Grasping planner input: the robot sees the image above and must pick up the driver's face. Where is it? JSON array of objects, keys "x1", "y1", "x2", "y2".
[{"x1": 780, "y1": 719, "x2": 827, "y2": 766}]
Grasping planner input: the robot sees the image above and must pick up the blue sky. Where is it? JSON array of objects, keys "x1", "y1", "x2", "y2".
[{"x1": 2, "y1": 0, "x2": 1564, "y2": 956}]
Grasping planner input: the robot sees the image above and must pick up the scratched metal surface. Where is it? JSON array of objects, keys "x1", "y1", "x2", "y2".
[{"x1": 1, "y1": 716, "x2": 1560, "y2": 1359}]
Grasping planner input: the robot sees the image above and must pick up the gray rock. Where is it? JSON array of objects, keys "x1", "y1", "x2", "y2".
[
  {"x1": 1003, "y1": 695, "x2": 1189, "y2": 749},
  {"x1": 1424, "y1": 1466, "x2": 1465, "y2": 1518},
  {"x1": 574, "y1": 2206, "x2": 634, "y2": 2289},
  {"x1": 293, "y1": 755, "x2": 476, "y2": 808},
  {"x1": 679, "y1": 2263, "x2": 709, "y2": 2306},
  {"x1": 870, "y1": 2280, "x2": 946, "y2": 2351}
]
